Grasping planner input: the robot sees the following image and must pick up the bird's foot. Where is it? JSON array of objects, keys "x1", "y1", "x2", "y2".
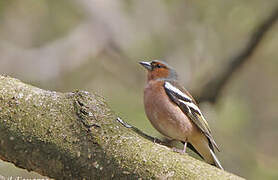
[{"x1": 172, "y1": 147, "x2": 187, "y2": 154}]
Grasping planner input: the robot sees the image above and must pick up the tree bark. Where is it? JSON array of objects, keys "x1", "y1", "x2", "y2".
[{"x1": 0, "y1": 75, "x2": 243, "y2": 179}]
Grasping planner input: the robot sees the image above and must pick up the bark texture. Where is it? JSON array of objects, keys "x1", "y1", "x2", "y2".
[{"x1": 0, "y1": 75, "x2": 243, "y2": 179}]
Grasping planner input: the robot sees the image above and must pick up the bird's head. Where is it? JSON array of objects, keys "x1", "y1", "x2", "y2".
[{"x1": 139, "y1": 60, "x2": 177, "y2": 81}]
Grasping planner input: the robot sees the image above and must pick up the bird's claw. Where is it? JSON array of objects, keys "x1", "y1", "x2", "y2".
[{"x1": 172, "y1": 147, "x2": 187, "y2": 154}]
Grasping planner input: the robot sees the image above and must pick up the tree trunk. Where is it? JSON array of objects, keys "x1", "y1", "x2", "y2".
[{"x1": 0, "y1": 75, "x2": 243, "y2": 179}]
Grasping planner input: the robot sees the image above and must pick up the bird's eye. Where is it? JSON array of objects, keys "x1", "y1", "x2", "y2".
[{"x1": 156, "y1": 64, "x2": 162, "y2": 68}]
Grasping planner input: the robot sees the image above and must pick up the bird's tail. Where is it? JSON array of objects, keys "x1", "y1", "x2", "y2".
[{"x1": 209, "y1": 148, "x2": 223, "y2": 170}]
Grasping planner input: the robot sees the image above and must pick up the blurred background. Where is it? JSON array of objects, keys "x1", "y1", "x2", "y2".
[{"x1": 0, "y1": 0, "x2": 278, "y2": 179}]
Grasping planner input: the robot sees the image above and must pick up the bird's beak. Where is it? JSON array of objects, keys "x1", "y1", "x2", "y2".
[{"x1": 139, "y1": 61, "x2": 152, "y2": 71}]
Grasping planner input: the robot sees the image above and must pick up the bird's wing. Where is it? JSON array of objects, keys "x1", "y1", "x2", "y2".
[{"x1": 164, "y1": 81, "x2": 220, "y2": 151}]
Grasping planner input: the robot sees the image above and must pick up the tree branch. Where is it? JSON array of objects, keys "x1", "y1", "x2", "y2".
[
  {"x1": 0, "y1": 75, "x2": 243, "y2": 179},
  {"x1": 194, "y1": 6, "x2": 278, "y2": 103}
]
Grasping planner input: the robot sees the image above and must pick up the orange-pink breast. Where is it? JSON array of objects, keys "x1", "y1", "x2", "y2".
[{"x1": 143, "y1": 80, "x2": 197, "y2": 141}]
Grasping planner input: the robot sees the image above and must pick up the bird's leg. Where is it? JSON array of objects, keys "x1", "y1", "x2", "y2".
[
  {"x1": 172, "y1": 140, "x2": 187, "y2": 154},
  {"x1": 182, "y1": 141, "x2": 187, "y2": 153}
]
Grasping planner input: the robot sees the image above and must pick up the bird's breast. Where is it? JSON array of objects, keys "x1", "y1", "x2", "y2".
[{"x1": 143, "y1": 81, "x2": 195, "y2": 141}]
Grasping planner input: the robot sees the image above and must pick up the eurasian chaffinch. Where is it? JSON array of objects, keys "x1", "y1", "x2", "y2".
[{"x1": 139, "y1": 60, "x2": 223, "y2": 170}]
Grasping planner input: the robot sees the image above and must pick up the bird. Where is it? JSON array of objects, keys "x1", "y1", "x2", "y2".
[{"x1": 139, "y1": 60, "x2": 223, "y2": 170}]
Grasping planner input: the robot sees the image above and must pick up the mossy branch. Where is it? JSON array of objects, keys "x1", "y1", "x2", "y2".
[{"x1": 0, "y1": 75, "x2": 243, "y2": 179}]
